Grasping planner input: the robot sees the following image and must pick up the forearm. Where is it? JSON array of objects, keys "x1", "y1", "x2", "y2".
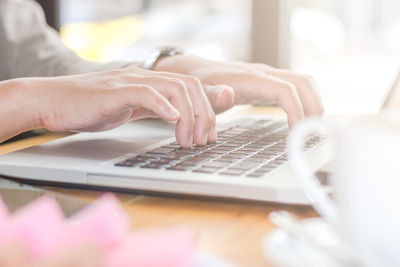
[{"x1": 0, "y1": 79, "x2": 41, "y2": 143}]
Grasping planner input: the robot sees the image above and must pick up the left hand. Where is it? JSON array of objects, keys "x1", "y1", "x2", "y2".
[{"x1": 154, "y1": 55, "x2": 324, "y2": 127}]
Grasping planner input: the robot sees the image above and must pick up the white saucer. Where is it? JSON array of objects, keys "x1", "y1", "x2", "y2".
[
  {"x1": 262, "y1": 218, "x2": 345, "y2": 267},
  {"x1": 195, "y1": 250, "x2": 235, "y2": 267}
]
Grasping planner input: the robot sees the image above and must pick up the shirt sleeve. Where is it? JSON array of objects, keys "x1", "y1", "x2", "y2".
[{"x1": 0, "y1": 0, "x2": 139, "y2": 81}]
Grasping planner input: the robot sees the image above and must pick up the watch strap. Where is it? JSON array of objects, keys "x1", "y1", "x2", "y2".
[{"x1": 142, "y1": 46, "x2": 183, "y2": 70}]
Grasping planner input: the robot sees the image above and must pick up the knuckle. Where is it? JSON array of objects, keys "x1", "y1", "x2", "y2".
[
  {"x1": 281, "y1": 82, "x2": 297, "y2": 95},
  {"x1": 149, "y1": 75, "x2": 168, "y2": 83},
  {"x1": 138, "y1": 84, "x2": 154, "y2": 94},
  {"x1": 155, "y1": 96, "x2": 166, "y2": 107},
  {"x1": 296, "y1": 73, "x2": 315, "y2": 86},
  {"x1": 184, "y1": 76, "x2": 202, "y2": 89},
  {"x1": 168, "y1": 79, "x2": 188, "y2": 94}
]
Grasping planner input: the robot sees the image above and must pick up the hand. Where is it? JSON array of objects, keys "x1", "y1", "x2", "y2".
[
  {"x1": 154, "y1": 55, "x2": 324, "y2": 126},
  {"x1": 25, "y1": 66, "x2": 216, "y2": 147}
]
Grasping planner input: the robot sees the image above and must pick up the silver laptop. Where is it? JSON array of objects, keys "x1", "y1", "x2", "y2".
[{"x1": 0, "y1": 73, "x2": 398, "y2": 204}]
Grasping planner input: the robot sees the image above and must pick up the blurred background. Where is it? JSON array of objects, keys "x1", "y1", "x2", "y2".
[{"x1": 37, "y1": 0, "x2": 400, "y2": 115}]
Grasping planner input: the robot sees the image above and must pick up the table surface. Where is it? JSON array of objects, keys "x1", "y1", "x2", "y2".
[{"x1": 0, "y1": 106, "x2": 317, "y2": 267}]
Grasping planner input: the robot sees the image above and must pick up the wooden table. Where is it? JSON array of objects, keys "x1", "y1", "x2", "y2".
[{"x1": 0, "y1": 106, "x2": 317, "y2": 267}]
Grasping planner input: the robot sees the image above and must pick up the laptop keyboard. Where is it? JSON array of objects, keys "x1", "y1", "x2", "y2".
[{"x1": 114, "y1": 119, "x2": 323, "y2": 178}]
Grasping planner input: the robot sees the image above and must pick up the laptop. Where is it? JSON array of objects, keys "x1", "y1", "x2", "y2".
[{"x1": 0, "y1": 73, "x2": 398, "y2": 204}]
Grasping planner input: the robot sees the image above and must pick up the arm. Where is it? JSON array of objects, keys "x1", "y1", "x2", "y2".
[
  {"x1": 0, "y1": 67, "x2": 217, "y2": 147},
  {"x1": 0, "y1": 0, "x2": 135, "y2": 80},
  {"x1": 0, "y1": 79, "x2": 40, "y2": 142}
]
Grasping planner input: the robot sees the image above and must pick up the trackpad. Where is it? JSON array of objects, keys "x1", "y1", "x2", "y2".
[{"x1": 15, "y1": 119, "x2": 176, "y2": 161}]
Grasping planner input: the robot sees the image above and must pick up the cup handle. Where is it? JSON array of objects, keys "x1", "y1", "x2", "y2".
[{"x1": 287, "y1": 117, "x2": 338, "y2": 224}]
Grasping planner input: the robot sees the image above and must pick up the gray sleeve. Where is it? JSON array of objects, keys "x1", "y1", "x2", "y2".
[{"x1": 0, "y1": 0, "x2": 139, "y2": 81}]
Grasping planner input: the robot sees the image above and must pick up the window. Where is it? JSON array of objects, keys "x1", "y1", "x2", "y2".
[
  {"x1": 290, "y1": 0, "x2": 400, "y2": 113},
  {"x1": 59, "y1": 0, "x2": 251, "y2": 63}
]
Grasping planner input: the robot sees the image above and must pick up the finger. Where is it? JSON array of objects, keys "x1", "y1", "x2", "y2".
[
  {"x1": 149, "y1": 78, "x2": 195, "y2": 147},
  {"x1": 119, "y1": 85, "x2": 180, "y2": 122},
  {"x1": 145, "y1": 74, "x2": 215, "y2": 146},
  {"x1": 178, "y1": 76, "x2": 215, "y2": 146},
  {"x1": 261, "y1": 76, "x2": 305, "y2": 126},
  {"x1": 204, "y1": 84, "x2": 235, "y2": 114},
  {"x1": 129, "y1": 107, "x2": 159, "y2": 120},
  {"x1": 257, "y1": 68, "x2": 324, "y2": 116},
  {"x1": 208, "y1": 122, "x2": 217, "y2": 143},
  {"x1": 209, "y1": 73, "x2": 305, "y2": 126}
]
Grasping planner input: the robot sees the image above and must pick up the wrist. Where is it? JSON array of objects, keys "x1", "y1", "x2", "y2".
[
  {"x1": 0, "y1": 78, "x2": 43, "y2": 141},
  {"x1": 153, "y1": 54, "x2": 206, "y2": 74}
]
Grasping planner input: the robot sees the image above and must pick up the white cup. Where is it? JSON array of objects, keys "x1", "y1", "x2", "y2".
[{"x1": 287, "y1": 114, "x2": 400, "y2": 267}]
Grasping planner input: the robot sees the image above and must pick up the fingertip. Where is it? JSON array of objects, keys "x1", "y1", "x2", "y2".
[
  {"x1": 287, "y1": 112, "x2": 305, "y2": 128},
  {"x1": 216, "y1": 87, "x2": 235, "y2": 110},
  {"x1": 208, "y1": 125, "x2": 217, "y2": 143},
  {"x1": 205, "y1": 85, "x2": 235, "y2": 113}
]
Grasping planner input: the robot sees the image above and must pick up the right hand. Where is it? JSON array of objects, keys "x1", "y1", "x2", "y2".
[{"x1": 28, "y1": 66, "x2": 216, "y2": 147}]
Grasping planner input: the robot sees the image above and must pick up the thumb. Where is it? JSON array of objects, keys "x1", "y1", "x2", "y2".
[{"x1": 204, "y1": 84, "x2": 235, "y2": 114}]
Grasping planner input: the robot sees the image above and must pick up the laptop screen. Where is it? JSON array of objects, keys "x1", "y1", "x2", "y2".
[{"x1": 382, "y1": 72, "x2": 400, "y2": 110}]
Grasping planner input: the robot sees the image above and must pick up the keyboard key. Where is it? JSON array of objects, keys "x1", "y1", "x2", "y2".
[
  {"x1": 262, "y1": 161, "x2": 281, "y2": 168},
  {"x1": 250, "y1": 166, "x2": 274, "y2": 174},
  {"x1": 115, "y1": 161, "x2": 136, "y2": 167},
  {"x1": 229, "y1": 162, "x2": 259, "y2": 171},
  {"x1": 138, "y1": 153, "x2": 161, "y2": 159},
  {"x1": 140, "y1": 163, "x2": 164, "y2": 169},
  {"x1": 192, "y1": 167, "x2": 218, "y2": 173},
  {"x1": 219, "y1": 169, "x2": 246, "y2": 176},
  {"x1": 202, "y1": 161, "x2": 231, "y2": 169},
  {"x1": 115, "y1": 157, "x2": 148, "y2": 167},
  {"x1": 204, "y1": 143, "x2": 218, "y2": 148},
  {"x1": 161, "y1": 144, "x2": 181, "y2": 149},
  {"x1": 245, "y1": 157, "x2": 269, "y2": 163},
  {"x1": 166, "y1": 164, "x2": 191, "y2": 171},
  {"x1": 233, "y1": 149, "x2": 256, "y2": 156},
  {"x1": 163, "y1": 152, "x2": 192, "y2": 160},
  {"x1": 205, "y1": 149, "x2": 227, "y2": 155},
  {"x1": 244, "y1": 143, "x2": 264, "y2": 149},
  {"x1": 246, "y1": 172, "x2": 265, "y2": 178},
  {"x1": 273, "y1": 159, "x2": 287, "y2": 164},
  {"x1": 214, "y1": 157, "x2": 237, "y2": 163},
  {"x1": 223, "y1": 153, "x2": 246, "y2": 159},
  {"x1": 176, "y1": 147, "x2": 203, "y2": 154},
  {"x1": 148, "y1": 147, "x2": 177, "y2": 155},
  {"x1": 151, "y1": 158, "x2": 178, "y2": 165},
  {"x1": 211, "y1": 146, "x2": 234, "y2": 151},
  {"x1": 275, "y1": 154, "x2": 288, "y2": 161},
  {"x1": 179, "y1": 156, "x2": 210, "y2": 166},
  {"x1": 198, "y1": 152, "x2": 220, "y2": 158}
]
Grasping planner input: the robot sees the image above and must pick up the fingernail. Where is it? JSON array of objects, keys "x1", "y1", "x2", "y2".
[
  {"x1": 201, "y1": 132, "x2": 208, "y2": 145},
  {"x1": 166, "y1": 107, "x2": 180, "y2": 120},
  {"x1": 209, "y1": 125, "x2": 217, "y2": 143},
  {"x1": 215, "y1": 88, "x2": 225, "y2": 107}
]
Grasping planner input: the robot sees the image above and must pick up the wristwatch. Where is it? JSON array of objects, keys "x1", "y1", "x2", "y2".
[{"x1": 142, "y1": 46, "x2": 184, "y2": 70}]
